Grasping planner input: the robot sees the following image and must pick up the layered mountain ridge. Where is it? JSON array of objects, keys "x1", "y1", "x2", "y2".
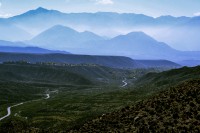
[{"x1": 1, "y1": 7, "x2": 200, "y2": 51}]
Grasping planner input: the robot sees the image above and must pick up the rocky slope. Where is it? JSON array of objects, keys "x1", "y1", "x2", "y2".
[{"x1": 72, "y1": 79, "x2": 200, "y2": 132}]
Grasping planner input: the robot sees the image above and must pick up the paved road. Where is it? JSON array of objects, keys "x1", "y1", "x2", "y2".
[
  {"x1": 0, "y1": 103, "x2": 24, "y2": 121},
  {"x1": 45, "y1": 94, "x2": 50, "y2": 99},
  {"x1": 0, "y1": 92, "x2": 53, "y2": 121},
  {"x1": 121, "y1": 79, "x2": 128, "y2": 87}
]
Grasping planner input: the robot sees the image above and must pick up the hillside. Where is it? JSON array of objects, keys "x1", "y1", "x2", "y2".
[
  {"x1": 0, "y1": 65, "x2": 200, "y2": 132},
  {"x1": 0, "y1": 53, "x2": 180, "y2": 69},
  {"x1": 136, "y1": 60, "x2": 180, "y2": 68},
  {"x1": 177, "y1": 60, "x2": 200, "y2": 67},
  {"x1": 0, "y1": 64, "x2": 91, "y2": 85},
  {"x1": 0, "y1": 63, "x2": 136, "y2": 86},
  {"x1": 135, "y1": 66, "x2": 200, "y2": 91},
  {"x1": 0, "y1": 66, "x2": 199, "y2": 132},
  {"x1": 0, "y1": 53, "x2": 139, "y2": 68},
  {"x1": 74, "y1": 79, "x2": 200, "y2": 132}
]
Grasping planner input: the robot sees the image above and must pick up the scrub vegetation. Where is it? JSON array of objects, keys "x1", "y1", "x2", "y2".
[{"x1": 0, "y1": 64, "x2": 200, "y2": 132}]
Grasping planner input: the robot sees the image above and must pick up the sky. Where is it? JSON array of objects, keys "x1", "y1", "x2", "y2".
[{"x1": 0, "y1": 0, "x2": 200, "y2": 18}]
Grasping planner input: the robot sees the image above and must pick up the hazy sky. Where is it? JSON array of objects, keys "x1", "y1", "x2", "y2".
[{"x1": 0, "y1": 0, "x2": 200, "y2": 18}]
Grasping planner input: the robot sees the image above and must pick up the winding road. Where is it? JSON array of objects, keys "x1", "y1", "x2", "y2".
[
  {"x1": 45, "y1": 94, "x2": 50, "y2": 99},
  {"x1": 0, "y1": 93, "x2": 52, "y2": 121},
  {"x1": 121, "y1": 79, "x2": 128, "y2": 87},
  {"x1": 0, "y1": 103, "x2": 24, "y2": 121}
]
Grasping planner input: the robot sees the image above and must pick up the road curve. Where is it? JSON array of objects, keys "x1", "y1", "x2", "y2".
[
  {"x1": 45, "y1": 94, "x2": 50, "y2": 99},
  {"x1": 0, "y1": 92, "x2": 51, "y2": 121},
  {"x1": 0, "y1": 103, "x2": 23, "y2": 121},
  {"x1": 121, "y1": 79, "x2": 128, "y2": 87}
]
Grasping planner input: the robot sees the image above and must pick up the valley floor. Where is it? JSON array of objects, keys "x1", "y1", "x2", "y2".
[{"x1": 1, "y1": 65, "x2": 200, "y2": 132}]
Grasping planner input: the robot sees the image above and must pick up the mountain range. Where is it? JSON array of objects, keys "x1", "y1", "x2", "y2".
[
  {"x1": 5, "y1": 7, "x2": 193, "y2": 33},
  {"x1": 1, "y1": 7, "x2": 200, "y2": 51},
  {"x1": 0, "y1": 7, "x2": 200, "y2": 66},
  {"x1": 26, "y1": 25, "x2": 200, "y2": 62},
  {"x1": 0, "y1": 24, "x2": 200, "y2": 65}
]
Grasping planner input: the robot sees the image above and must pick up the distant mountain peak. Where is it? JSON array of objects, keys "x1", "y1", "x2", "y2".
[
  {"x1": 35, "y1": 7, "x2": 49, "y2": 12},
  {"x1": 27, "y1": 7, "x2": 50, "y2": 14},
  {"x1": 11, "y1": 7, "x2": 59, "y2": 19},
  {"x1": 117, "y1": 31, "x2": 154, "y2": 41}
]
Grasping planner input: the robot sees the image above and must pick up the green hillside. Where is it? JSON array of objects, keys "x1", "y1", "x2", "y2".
[
  {"x1": 0, "y1": 82, "x2": 63, "y2": 119},
  {"x1": 0, "y1": 64, "x2": 92, "y2": 85},
  {"x1": 74, "y1": 79, "x2": 200, "y2": 132},
  {"x1": 0, "y1": 63, "x2": 135, "y2": 85},
  {"x1": 135, "y1": 66, "x2": 200, "y2": 92},
  {"x1": 0, "y1": 64, "x2": 159, "y2": 131},
  {"x1": 0, "y1": 53, "x2": 139, "y2": 69},
  {"x1": 1, "y1": 65, "x2": 199, "y2": 132},
  {"x1": 0, "y1": 52, "x2": 180, "y2": 69}
]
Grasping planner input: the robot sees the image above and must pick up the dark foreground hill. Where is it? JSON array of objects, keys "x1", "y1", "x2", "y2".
[
  {"x1": 73, "y1": 79, "x2": 200, "y2": 132},
  {"x1": 0, "y1": 53, "x2": 180, "y2": 69}
]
